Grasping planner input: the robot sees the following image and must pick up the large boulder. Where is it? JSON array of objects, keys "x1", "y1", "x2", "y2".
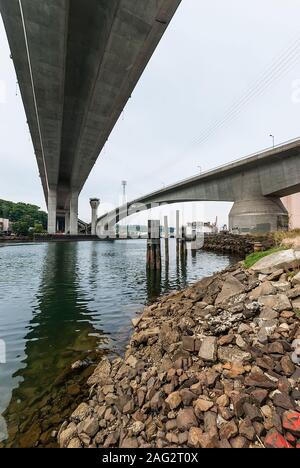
[
  {"x1": 198, "y1": 336, "x2": 217, "y2": 362},
  {"x1": 87, "y1": 358, "x2": 111, "y2": 386},
  {"x1": 248, "y1": 281, "x2": 276, "y2": 300},
  {"x1": 250, "y1": 249, "x2": 300, "y2": 274},
  {"x1": 258, "y1": 294, "x2": 292, "y2": 312},
  {"x1": 217, "y1": 346, "x2": 251, "y2": 363},
  {"x1": 215, "y1": 276, "x2": 245, "y2": 305}
]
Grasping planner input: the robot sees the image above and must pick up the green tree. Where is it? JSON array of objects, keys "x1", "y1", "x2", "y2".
[
  {"x1": 0, "y1": 199, "x2": 48, "y2": 236},
  {"x1": 12, "y1": 220, "x2": 32, "y2": 236},
  {"x1": 32, "y1": 223, "x2": 46, "y2": 234}
]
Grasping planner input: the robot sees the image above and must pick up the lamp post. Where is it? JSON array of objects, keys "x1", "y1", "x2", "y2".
[{"x1": 269, "y1": 134, "x2": 275, "y2": 148}]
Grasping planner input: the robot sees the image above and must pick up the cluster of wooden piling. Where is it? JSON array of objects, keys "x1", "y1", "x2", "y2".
[{"x1": 146, "y1": 211, "x2": 188, "y2": 270}]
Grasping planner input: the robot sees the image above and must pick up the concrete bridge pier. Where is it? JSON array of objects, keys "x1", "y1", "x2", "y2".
[
  {"x1": 229, "y1": 196, "x2": 289, "y2": 233},
  {"x1": 47, "y1": 189, "x2": 57, "y2": 235},
  {"x1": 47, "y1": 188, "x2": 79, "y2": 235},
  {"x1": 69, "y1": 192, "x2": 79, "y2": 236},
  {"x1": 65, "y1": 212, "x2": 70, "y2": 234}
]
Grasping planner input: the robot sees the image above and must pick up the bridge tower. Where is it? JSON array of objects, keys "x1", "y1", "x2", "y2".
[{"x1": 90, "y1": 199, "x2": 100, "y2": 236}]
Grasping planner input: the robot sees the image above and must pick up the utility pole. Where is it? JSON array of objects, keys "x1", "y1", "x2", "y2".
[
  {"x1": 121, "y1": 180, "x2": 127, "y2": 205},
  {"x1": 120, "y1": 181, "x2": 128, "y2": 238}
]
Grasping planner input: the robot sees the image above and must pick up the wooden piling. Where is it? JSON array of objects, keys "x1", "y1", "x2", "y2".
[
  {"x1": 180, "y1": 225, "x2": 187, "y2": 257},
  {"x1": 164, "y1": 216, "x2": 169, "y2": 263},
  {"x1": 176, "y1": 210, "x2": 180, "y2": 257},
  {"x1": 147, "y1": 220, "x2": 161, "y2": 270}
]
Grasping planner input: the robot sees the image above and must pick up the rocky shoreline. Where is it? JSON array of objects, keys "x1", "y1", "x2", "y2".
[
  {"x1": 58, "y1": 249, "x2": 300, "y2": 449},
  {"x1": 203, "y1": 233, "x2": 275, "y2": 256}
]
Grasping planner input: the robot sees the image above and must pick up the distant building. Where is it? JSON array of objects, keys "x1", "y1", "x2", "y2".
[
  {"x1": 282, "y1": 194, "x2": 300, "y2": 230},
  {"x1": 116, "y1": 224, "x2": 175, "y2": 238},
  {"x1": 186, "y1": 221, "x2": 218, "y2": 238},
  {"x1": 116, "y1": 224, "x2": 148, "y2": 238},
  {"x1": 0, "y1": 218, "x2": 10, "y2": 233}
]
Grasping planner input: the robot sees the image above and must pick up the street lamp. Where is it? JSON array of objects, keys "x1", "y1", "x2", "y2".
[{"x1": 269, "y1": 134, "x2": 275, "y2": 148}]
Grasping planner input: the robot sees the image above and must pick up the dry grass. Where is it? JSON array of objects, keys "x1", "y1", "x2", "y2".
[{"x1": 273, "y1": 229, "x2": 300, "y2": 245}]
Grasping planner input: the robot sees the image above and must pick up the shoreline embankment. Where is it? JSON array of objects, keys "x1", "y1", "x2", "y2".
[{"x1": 58, "y1": 248, "x2": 300, "y2": 449}]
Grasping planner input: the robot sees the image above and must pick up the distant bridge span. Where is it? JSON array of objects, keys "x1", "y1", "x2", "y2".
[{"x1": 97, "y1": 138, "x2": 300, "y2": 235}]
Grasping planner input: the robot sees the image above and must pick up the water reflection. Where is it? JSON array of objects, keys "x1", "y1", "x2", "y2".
[
  {"x1": 2, "y1": 243, "x2": 105, "y2": 447},
  {"x1": 146, "y1": 269, "x2": 162, "y2": 302}
]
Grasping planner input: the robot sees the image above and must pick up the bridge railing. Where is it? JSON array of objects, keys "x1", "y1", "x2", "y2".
[
  {"x1": 198, "y1": 135, "x2": 300, "y2": 176},
  {"x1": 147, "y1": 135, "x2": 300, "y2": 195}
]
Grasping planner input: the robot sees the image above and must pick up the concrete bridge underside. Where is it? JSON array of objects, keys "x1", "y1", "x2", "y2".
[
  {"x1": 97, "y1": 139, "x2": 300, "y2": 235},
  {"x1": 0, "y1": 0, "x2": 181, "y2": 234}
]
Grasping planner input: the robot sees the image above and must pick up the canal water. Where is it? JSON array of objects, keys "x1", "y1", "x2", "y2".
[{"x1": 0, "y1": 240, "x2": 238, "y2": 447}]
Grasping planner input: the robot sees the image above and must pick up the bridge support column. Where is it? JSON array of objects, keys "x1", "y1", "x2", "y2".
[
  {"x1": 90, "y1": 198, "x2": 100, "y2": 236},
  {"x1": 229, "y1": 197, "x2": 289, "y2": 233},
  {"x1": 70, "y1": 192, "x2": 79, "y2": 235},
  {"x1": 47, "y1": 189, "x2": 57, "y2": 234},
  {"x1": 65, "y1": 211, "x2": 70, "y2": 234}
]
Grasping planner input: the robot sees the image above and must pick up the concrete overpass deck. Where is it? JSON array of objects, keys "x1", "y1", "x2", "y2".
[
  {"x1": 97, "y1": 137, "x2": 300, "y2": 235},
  {"x1": 0, "y1": 0, "x2": 182, "y2": 233}
]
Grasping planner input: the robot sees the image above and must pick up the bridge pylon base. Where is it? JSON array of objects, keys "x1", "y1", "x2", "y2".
[{"x1": 229, "y1": 197, "x2": 289, "y2": 234}]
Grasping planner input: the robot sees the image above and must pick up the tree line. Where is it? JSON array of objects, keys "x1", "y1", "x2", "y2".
[{"x1": 0, "y1": 199, "x2": 47, "y2": 236}]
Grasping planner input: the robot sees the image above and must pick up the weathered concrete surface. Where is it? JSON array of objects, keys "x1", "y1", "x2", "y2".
[
  {"x1": 229, "y1": 197, "x2": 288, "y2": 233},
  {"x1": 0, "y1": 0, "x2": 182, "y2": 228}
]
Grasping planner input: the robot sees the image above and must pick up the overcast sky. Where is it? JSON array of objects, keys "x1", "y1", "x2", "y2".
[{"x1": 1, "y1": 0, "x2": 300, "y2": 227}]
